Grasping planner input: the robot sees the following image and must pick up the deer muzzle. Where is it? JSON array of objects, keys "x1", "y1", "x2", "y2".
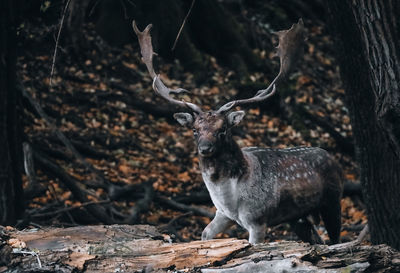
[{"x1": 198, "y1": 139, "x2": 215, "y2": 157}]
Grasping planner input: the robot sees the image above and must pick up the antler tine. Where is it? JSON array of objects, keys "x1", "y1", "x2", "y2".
[
  {"x1": 217, "y1": 19, "x2": 305, "y2": 114},
  {"x1": 217, "y1": 80, "x2": 278, "y2": 114},
  {"x1": 132, "y1": 21, "x2": 203, "y2": 114}
]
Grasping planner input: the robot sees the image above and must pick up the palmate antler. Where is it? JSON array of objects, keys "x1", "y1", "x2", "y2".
[
  {"x1": 133, "y1": 19, "x2": 305, "y2": 114},
  {"x1": 132, "y1": 21, "x2": 203, "y2": 114},
  {"x1": 217, "y1": 19, "x2": 306, "y2": 113}
]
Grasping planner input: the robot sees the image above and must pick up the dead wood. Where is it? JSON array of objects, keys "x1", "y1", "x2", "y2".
[
  {"x1": 70, "y1": 139, "x2": 110, "y2": 159},
  {"x1": 125, "y1": 180, "x2": 155, "y2": 224},
  {"x1": 30, "y1": 200, "x2": 111, "y2": 219},
  {"x1": 59, "y1": 76, "x2": 184, "y2": 119},
  {"x1": 157, "y1": 195, "x2": 215, "y2": 219},
  {"x1": 174, "y1": 190, "x2": 212, "y2": 204},
  {"x1": 289, "y1": 103, "x2": 355, "y2": 157},
  {"x1": 159, "y1": 212, "x2": 193, "y2": 242},
  {"x1": 297, "y1": 105, "x2": 354, "y2": 156},
  {"x1": 108, "y1": 183, "x2": 213, "y2": 220},
  {"x1": 2, "y1": 225, "x2": 400, "y2": 273},
  {"x1": 108, "y1": 183, "x2": 143, "y2": 201},
  {"x1": 109, "y1": 81, "x2": 184, "y2": 118},
  {"x1": 22, "y1": 143, "x2": 37, "y2": 192},
  {"x1": 67, "y1": 129, "x2": 156, "y2": 157},
  {"x1": 20, "y1": 84, "x2": 109, "y2": 187},
  {"x1": 39, "y1": 135, "x2": 110, "y2": 160},
  {"x1": 32, "y1": 150, "x2": 113, "y2": 224},
  {"x1": 31, "y1": 139, "x2": 74, "y2": 161},
  {"x1": 343, "y1": 223, "x2": 366, "y2": 232}
]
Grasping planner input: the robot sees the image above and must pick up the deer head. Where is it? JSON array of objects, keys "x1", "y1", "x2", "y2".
[
  {"x1": 132, "y1": 20, "x2": 305, "y2": 157},
  {"x1": 173, "y1": 111, "x2": 244, "y2": 157}
]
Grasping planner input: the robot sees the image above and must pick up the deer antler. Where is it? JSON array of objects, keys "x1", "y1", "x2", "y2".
[
  {"x1": 132, "y1": 21, "x2": 203, "y2": 114},
  {"x1": 217, "y1": 19, "x2": 305, "y2": 113}
]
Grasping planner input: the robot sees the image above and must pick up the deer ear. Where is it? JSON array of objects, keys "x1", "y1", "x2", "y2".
[
  {"x1": 173, "y1": 113, "x2": 194, "y2": 127},
  {"x1": 227, "y1": 111, "x2": 245, "y2": 127}
]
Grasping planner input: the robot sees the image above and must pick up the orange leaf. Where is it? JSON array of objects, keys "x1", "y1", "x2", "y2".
[
  {"x1": 118, "y1": 164, "x2": 131, "y2": 175},
  {"x1": 297, "y1": 75, "x2": 312, "y2": 85},
  {"x1": 249, "y1": 108, "x2": 260, "y2": 115},
  {"x1": 345, "y1": 173, "x2": 356, "y2": 181},
  {"x1": 178, "y1": 171, "x2": 191, "y2": 183}
]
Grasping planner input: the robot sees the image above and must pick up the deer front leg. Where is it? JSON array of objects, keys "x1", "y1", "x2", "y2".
[
  {"x1": 248, "y1": 223, "x2": 266, "y2": 244},
  {"x1": 202, "y1": 211, "x2": 234, "y2": 240}
]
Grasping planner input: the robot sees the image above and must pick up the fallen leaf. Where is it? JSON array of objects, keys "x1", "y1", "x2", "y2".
[
  {"x1": 345, "y1": 173, "x2": 356, "y2": 181},
  {"x1": 178, "y1": 171, "x2": 191, "y2": 183},
  {"x1": 8, "y1": 238, "x2": 26, "y2": 248},
  {"x1": 119, "y1": 164, "x2": 131, "y2": 175}
]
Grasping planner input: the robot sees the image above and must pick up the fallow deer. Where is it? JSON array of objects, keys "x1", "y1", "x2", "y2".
[{"x1": 133, "y1": 20, "x2": 343, "y2": 245}]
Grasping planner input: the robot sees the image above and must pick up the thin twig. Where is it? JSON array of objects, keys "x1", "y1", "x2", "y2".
[
  {"x1": 329, "y1": 224, "x2": 369, "y2": 250},
  {"x1": 32, "y1": 200, "x2": 111, "y2": 218},
  {"x1": 50, "y1": 0, "x2": 71, "y2": 87},
  {"x1": 88, "y1": 0, "x2": 101, "y2": 17},
  {"x1": 157, "y1": 195, "x2": 214, "y2": 218},
  {"x1": 355, "y1": 224, "x2": 369, "y2": 243},
  {"x1": 161, "y1": 212, "x2": 193, "y2": 231},
  {"x1": 33, "y1": 150, "x2": 113, "y2": 224},
  {"x1": 12, "y1": 249, "x2": 42, "y2": 268},
  {"x1": 159, "y1": 212, "x2": 193, "y2": 243},
  {"x1": 119, "y1": 0, "x2": 129, "y2": 19},
  {"x1": 306, "y1": 215, "x2": 325, "y2": 245},
  {"x1": 125, "y1": 0, "x2": 136, "y2": 7},
  {"x1": 171, "y1": 0, "x2": 196, "y2": 51}
]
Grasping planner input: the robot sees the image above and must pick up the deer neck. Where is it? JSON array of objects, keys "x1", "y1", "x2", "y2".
[{"x1": 199, "y1": 137, "x2": 248, "y2": 182}]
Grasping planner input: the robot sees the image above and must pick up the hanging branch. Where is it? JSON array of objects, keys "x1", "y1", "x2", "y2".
[
  {"x1": 171, "y1": 0, "x2": 196, "y2": 51},
  {"x1": 50, "y1": 0, "x2": 71, "y2": 87}
]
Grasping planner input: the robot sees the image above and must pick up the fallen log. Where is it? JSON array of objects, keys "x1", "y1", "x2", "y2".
[{"x1": 1, "y1": 225, "x2": 399, "y2": 273}]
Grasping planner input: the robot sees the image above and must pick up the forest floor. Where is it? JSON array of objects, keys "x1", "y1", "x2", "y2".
[{"x1": 17, "y1": 15, "x2": 366, "y2": 245}]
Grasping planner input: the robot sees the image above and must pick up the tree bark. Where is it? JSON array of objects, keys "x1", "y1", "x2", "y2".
[
  {"x1": 325, "y1": 0, "x2": 400, "y2": 250},
  {"x1": 66, "y1": 0, "x2": 91, "y2": 53},
  {"x1": 0, "y1": 0, "x2": 24, "y2": 225},
  {"x1": 2, "y1": 225, "x2": 400, "y2": 272}
]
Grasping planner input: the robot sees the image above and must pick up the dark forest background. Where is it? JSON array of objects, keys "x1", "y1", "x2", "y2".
[{"x1": 1, "y1": 0, "x2": 399, "y2": 250}]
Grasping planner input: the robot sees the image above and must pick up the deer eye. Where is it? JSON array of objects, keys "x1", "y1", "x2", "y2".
[{"x1": 193, "y1": 128, "x2": 198, "y2": 136}]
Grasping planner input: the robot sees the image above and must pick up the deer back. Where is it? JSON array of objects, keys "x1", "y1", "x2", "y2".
[{"x1": 202, "y1": 146, "x2": 343, "y2": 229}]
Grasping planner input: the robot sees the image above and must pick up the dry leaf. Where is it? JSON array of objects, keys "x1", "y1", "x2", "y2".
[
  {"x1": 119, "y1": 164, "x2": 131, "y2": 175},
  {"x1": 345, "y1": 173, "x2": 356, "y2": 181},
  {"x1": 249, "y1": 108, "x2": 260, "y2": 115},
  {"x1": 122, "y1": 61, "x2": 137, "y2": 70},
  {"x1": 297, "y1": 75, "x2": 312, "y2": 85},
  {"x1": 8, "y1": 238, "x2": 26, "y2": 249},
  {"x1": 178, "y1": 171, "x2": 191, "y2": 183}
]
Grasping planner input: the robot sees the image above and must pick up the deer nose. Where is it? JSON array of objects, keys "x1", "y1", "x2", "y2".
[{"x1": 198, "y1": 142, "x2": 215, "y2": 156}]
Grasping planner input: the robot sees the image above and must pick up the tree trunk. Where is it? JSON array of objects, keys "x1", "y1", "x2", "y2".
[
  {"x1": 66, "y1": 0, "x2": 91, "y2": 53},
  {"x1": 2, "y1": 225, "x2": 400, "y2": 272},
  {"x1": 0, "y1": 0, "x2": 24, "y2": 225},
  {"x1": 325, "y1": 1, "x2": 400, "y2": 250}
]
